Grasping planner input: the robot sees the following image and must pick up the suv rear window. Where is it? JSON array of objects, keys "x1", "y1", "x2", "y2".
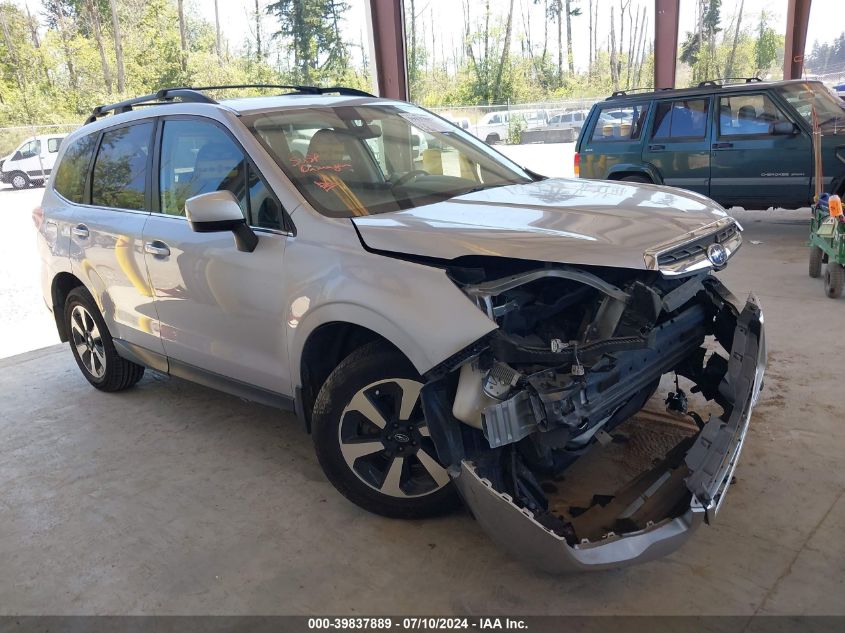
[
  {"x1": 652, "y1": 99, "x2": 709, "y2": 139},
  {"x1": 53, "y1": 133, "x2": 97, "y2": 203},
  {"x1": 590, "y1": 104, "x2": 647, "y2": 142},
  {"x1": 91, "y1": 123, "x2": 153, "y2": 211}
]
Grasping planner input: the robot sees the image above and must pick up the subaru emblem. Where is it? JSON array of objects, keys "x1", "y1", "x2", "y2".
[{"x1": 706, "y1": 243, "x2": 728, "y2": 268}]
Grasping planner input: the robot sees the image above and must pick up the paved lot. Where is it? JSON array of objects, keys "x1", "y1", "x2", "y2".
[
  {"x1": 0, "y1": 182, "x2": 843, "y2": 615},
  {"x1": 0, "y1": 187, "x2": 60, "y2": 358}
]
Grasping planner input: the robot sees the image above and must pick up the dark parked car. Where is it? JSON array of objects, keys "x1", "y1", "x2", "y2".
[{"x1": 575, "y1": 79, "x2": 845, "y2": 209}]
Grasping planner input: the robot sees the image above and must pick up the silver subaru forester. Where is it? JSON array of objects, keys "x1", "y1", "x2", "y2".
[{"x1": 37, "y1": 85, "x2": 765, "y2": 572}]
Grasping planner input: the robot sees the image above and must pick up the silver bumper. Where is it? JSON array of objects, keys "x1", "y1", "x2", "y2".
[{"x1": 453, "y1": 288, "x2": 766, "y2": 573}]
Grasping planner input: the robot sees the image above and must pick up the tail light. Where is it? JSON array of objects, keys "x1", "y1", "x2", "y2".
[
  {"x1": 32, "y1": 205, "x2": 43, "y2": 230},
  {"x1": 573, "y1": 152, "x2": 580, "y2": 177}
]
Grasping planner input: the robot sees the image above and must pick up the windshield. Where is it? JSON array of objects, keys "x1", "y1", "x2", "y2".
[
  {"x1": 777, "y1": 82, "x2": 845, "y2": 133},
  {"x1": 245, "y1": 104, "x2": 532, "y2": 217}
]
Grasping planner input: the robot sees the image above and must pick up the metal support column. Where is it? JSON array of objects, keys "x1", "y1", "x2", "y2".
[
  {"x1": 654, "y1": 0, "x2": 680, "y2": 90},
  {"x1": 784, "y1": 0, "x2": 813, "y2": 80},
  {"x1": 365, "y1": 0, "x2": 409, "y2": 100}
]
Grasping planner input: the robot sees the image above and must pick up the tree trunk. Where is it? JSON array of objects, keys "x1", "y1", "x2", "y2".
[
  {"x1": 108, "y1": 0, "x2": 125, "y2": 93},
  {"x1": 25, "y1": 3, "x2": 52, "y2": 87},
  {"x1": 214, "y1": 0, "x2": 223, "y2": 65},
  {"x1": 556, "y1": 0, "x2": 562, "y2": 83},
  {"x1": 409, "y1": 0, "x2": 416, "y2": 80},
  {"x1": 588, "y1": 0, "x2": 593, "y2": 75},
  {"x1": 564, "y1": 0, "x2": 574, "y2": 74},
  {"x1": 177, "y1": 0, "x2": 188, "y2": 73},
  {"x1": 492, "y1": 0, "x2": 514, "y2": 102},
  {"x1": 626, "y1": 5, "x2": 638, "y2": 88},
  {"x1": 725, "y1": 0, "x2": 744, "y2": 78},
  {"x1": 55, "y1": 2, "x2": 78, "y2": 92},
  {"x1": 609, "y1": 6, "x2": 618, "y2": 90},
  {"x1": 255, "y1": 0, "x2": 262, "y2": 62},
  {"x1": 542, "y1": 0, "x2": 548, "y2": 65},
  {"x1": 85, "y1": 0, "x2": 113, "y2": 93}
]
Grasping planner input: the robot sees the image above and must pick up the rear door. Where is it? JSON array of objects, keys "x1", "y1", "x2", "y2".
[
  {"x1": 709, "y1": 91, "x2": 811, "y2": 208},
  {"x1": 642, "y1": 97, "x2": 712, "y2": 196},
  {"x1": 579, "y1": 101, "x2": 650, "y2": 179},
  {"x1": 142, "y1": 116, "x2": 291, "y2": 395},
  {"x1": 68, "y1": 120, "x2": 165, "y2": 359}
]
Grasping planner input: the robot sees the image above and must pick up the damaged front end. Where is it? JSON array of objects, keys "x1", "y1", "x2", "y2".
[{"x1": 421, "y1": 258, "x2": 766, "y2": 572}]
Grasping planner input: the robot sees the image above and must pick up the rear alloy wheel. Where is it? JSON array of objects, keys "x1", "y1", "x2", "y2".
[
  {"x1": 64, "y1": 287, "x2": 145, "y2": 391},
  {"x1": 809, "y1": 245, "x2": 823, "y2": 278},
  {"x1": 824, "y1": 262, "x2": 844, "y2": 298},
  {"x1": 10, "y1": 172, "x2": 29, "y2": 190},
  {"x1": 312, "y1": 342, "x2": 460, "y2": 518}
]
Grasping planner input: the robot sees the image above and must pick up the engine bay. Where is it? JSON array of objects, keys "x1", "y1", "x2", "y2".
[{"x1": 419, "y1": 258, "x2": 764, "y2": 568}]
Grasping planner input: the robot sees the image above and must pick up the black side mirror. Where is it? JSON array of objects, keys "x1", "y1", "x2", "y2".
[{"x1": 770, "y1": 121, "x2": 799, "y2": 136}]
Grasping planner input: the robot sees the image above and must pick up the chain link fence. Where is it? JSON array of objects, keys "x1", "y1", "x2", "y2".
[{"x1": 429, "y1": 97, "x2": 602, "y2": 144}]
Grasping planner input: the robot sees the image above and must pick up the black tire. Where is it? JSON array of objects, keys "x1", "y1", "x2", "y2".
[
  {"x1": 10, "y1": 171, "x2": 29, "y2": 190},
  {"x1": 64, "y1": 286, "x2": 145, "y2": 391},
  {"x1": 485, "y1": 133, "x2": 500, "y2": 145},
  {"x1": 809, "y1": 245, "x2": 823, "y2": 278},
  {"x1": 620, "y1": 174, "x2": 651, "y2": 183},
  {"x1": 311, "y1": 342, "x2": 460, "y2": 519},
  {"x1": 824, "y1": 263, "x2": 844, "y2": 299}
]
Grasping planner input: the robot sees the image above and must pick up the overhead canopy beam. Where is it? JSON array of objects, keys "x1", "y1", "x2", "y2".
[
  {"x1": 366, "y1": 0, "x2": 409, "y2": 100},
  {"x1": 784, "y1": 0, "x2": 813, "y2": 80},
  {"x1": 654, "y1": 0, "x2": 680, "y2": 90}
]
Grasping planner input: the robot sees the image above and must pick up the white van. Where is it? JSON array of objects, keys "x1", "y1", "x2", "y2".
[
  {"x1": 473, "y1": 109, "x2": 548, "y2": 144},
  {"x1": 1, "y1": 134, "x2": 68, "y2": 189}
]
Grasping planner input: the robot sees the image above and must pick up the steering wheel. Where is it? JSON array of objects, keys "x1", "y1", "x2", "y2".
[{"x1": 391, "y1": 169, "x2": 429, "y2": 188}]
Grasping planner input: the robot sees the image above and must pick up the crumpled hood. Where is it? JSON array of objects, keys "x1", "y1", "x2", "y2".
[{"x1": 353, "y1": 178, "x2": 731, "y2": 270}]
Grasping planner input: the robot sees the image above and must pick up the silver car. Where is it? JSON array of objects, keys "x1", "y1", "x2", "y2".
[{"x1": 37, "y1": 85, "x2": 765, "y2": 572}]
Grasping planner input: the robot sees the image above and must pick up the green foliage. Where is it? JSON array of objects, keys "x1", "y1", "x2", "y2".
[
  {"x1": 507, "y1": 111, "x2": 525, "y2": 144},
  {"x1": 265, "y1": 0, "x2": 349, "y2": 83},
  {"x1": 754, "y1": 11, "x2": 779, "y2": 76},
  {"x1": 0, "y1": 0, "x2": 370, "y2": 127}
]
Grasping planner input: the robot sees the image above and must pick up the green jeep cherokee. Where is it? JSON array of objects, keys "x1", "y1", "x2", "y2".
[{"x1": 576, "y1": 79, "x2": 845, "y2": 209}]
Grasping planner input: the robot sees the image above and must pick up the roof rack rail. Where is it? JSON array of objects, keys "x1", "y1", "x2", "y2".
[
  {"x1": 84, "y1": 84, "x2": 375, "y2": 124},
  {"x1": 697, "y1": 77, "x2": 762, "y2": 87},
  {"x1": 189, "y1": 84, "x2": 376, "y2": 98},
  {"x1": 609, "y1": 86, "x2": 673, "y2": 98}
]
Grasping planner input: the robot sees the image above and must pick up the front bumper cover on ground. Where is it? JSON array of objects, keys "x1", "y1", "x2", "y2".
[{"x1": 452, "y1": 288, "x2": 766, "y2": 573}]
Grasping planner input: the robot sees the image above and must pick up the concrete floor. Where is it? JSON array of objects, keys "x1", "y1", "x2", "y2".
[{"x1": 1, "y1": 189, "x2": 844, "y2": 614}]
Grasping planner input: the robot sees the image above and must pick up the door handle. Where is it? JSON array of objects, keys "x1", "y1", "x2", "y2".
[
  {"x1": 712, "y1": 142, "x2": 734, "y2": 149},
  {"x1": 648, "y1": 144, "x2": 666, "y2": 151},
  {"x1": 71, "y1": 224, "x2": 89, "y2": 239},
  {"x1": 144, "y1": 241, "x2": 171, "y2": 258}
]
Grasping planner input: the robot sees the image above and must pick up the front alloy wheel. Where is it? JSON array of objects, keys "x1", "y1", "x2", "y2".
[
  {"x1": 339, "y1": 378, "x2": 449, "y2": 499},
  {"x1": 312, "y1": 342, "x2": 460, "y2": 518}
]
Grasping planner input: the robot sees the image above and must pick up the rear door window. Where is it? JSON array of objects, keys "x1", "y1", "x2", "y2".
[
  {"x1": 590, "y1": 104, "x2": 648, "y2": 142},
  {"x1": 718, "y1": 94, "x2": 789, "y2": 136},
  {"x1": 47, "y1": 137, "x2": 63, "y2": 153},
  {"x1": 91, "y1": 122, "x2": 153, "y2": 210},
  {"x1": 652, "y1": 99, "x2": 709, "y2": 139},
  {"x1": 53, "y1": 133, "x2": 97, "y2": 203}
]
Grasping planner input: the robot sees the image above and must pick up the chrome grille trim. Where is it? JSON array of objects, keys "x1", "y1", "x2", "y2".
[{"x1": 643, "y1": 217, "x2": 743, "y2": 276}]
